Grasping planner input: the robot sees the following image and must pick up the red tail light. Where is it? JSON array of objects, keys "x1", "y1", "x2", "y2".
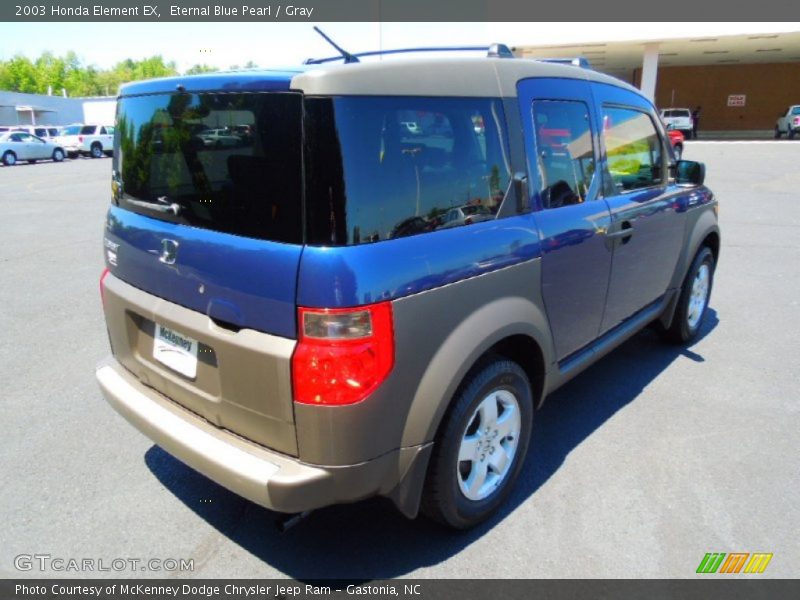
[
  {"x1": 292, "y1": 302, "x2": 394, "y2": 405},
  {"x1": 100, "y1": 268, "x2": 110, "y2": 306},
  {"x1": 78, "y1": 135, "x2": 84, "y2": 143}
]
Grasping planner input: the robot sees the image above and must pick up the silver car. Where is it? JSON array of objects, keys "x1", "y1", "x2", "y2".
[{"x1": 0, "y1": 132, "x2": 66, "y2": 166}]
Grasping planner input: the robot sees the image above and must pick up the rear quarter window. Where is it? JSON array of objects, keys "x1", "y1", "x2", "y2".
[{"x1": 304, "y1": 96, "x2": 513, "y2": 245}]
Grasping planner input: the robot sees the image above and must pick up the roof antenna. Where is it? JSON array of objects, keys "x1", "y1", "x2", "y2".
[{"x1": 310, "y1": 26, "x2": 359, "y2": 64}]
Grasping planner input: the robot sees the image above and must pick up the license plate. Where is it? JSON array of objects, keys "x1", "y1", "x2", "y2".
[{"x1": 153, "y1": 324, "x2": 198, "y2": 378}]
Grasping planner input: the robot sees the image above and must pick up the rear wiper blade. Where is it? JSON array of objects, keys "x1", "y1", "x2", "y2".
[{"x1": 125, "y1": 196, "x2": 181, "y2": 215}]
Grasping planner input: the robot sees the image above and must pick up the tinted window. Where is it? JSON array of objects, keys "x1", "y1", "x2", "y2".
[
  {"x1": 532, "y1": 100, "x2": 596, "y2": 209},
  {"x1": 304, "y1": 96, "x2": 512, "y2": 245},
  {"x1": 602, "y1": 107, "x2": 663, "y2": 192},
  {"x1": 62, "y1": 125, "x2": 80, "y2": 135},
  {"x1": 35, "y1": 128, "x2": 46, "y2": 137},
  {"x1": 791, "y1": 107, "x2": 800, "y2": 115},
  {"x1": 114, "y1": 92, "x2": 303, "y2": 244}
]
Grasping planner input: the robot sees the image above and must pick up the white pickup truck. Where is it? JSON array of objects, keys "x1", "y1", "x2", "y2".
[
  {"x1": 57, "y1": 124, "x2": 114, "y2": 158},
  {"x1": 775, "y1": 105, "x2": 800, "y2": 139}
]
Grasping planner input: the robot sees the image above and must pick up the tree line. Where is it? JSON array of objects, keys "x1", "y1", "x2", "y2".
[{"x1": 0, "y1": 52, "x2": 253, "y2": 97}]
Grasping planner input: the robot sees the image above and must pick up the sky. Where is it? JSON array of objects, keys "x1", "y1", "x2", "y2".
[{"x1": 0, "y1": 22, "x2": 798, "y2": 71}]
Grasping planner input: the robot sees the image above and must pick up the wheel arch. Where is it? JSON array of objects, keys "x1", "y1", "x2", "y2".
[{"x1": 400, "y1": 295, "x2": 553, "y2": 451}]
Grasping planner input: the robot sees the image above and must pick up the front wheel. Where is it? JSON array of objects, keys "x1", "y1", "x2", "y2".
[
  {"x1": 52, "y1": 148, "x2": 65, "y2": 162},
  {"x1": 663, "y1": 246, "x2": 715, "y2": 344},
  {"x1": 421, "y1": 358, "x2": 533, "y2": 529}
]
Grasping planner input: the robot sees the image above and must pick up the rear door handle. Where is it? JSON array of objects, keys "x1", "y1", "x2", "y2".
[{"x1": 606, "y1": 221, "x2": 634, "y2": 243}]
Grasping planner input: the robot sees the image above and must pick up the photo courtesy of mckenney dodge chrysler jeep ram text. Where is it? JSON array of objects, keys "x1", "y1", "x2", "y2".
[{"x1": 96, "y1": 44, "x2": 720, "y2": 529}]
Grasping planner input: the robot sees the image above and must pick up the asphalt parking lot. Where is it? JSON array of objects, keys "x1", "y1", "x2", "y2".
[{"x1": 1, "y1": 144, "x2": 798, "y2": 580}]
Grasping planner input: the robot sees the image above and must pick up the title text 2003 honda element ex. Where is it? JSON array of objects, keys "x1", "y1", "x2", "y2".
[{"x1": 97, "y1": 47, "x2": 719, "y2": 529}]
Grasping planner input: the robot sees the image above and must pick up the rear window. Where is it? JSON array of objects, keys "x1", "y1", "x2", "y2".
[
  {"x1": 304, "y1": 96, "x2": 512, "y2": 245},
  {"x1": 80, "y1": 125, "x2": 97, "y2": 135},
  {"x1": 113, "y1": 92, "x2": 303, "y2": 244},
  {"x1": 791, "y1": 107, "x2": 800, "y2": 115},
  {"x1": 663, "y1": 109, "x2": 690, "y2": 118}
]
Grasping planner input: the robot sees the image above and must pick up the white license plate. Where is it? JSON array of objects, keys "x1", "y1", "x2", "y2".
[{"x1": 153, "y1": 324, "x2": 198, "y2": 378}]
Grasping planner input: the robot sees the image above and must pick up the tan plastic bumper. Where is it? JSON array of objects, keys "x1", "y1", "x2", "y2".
[{"x1": 96, "y1": 357, "x2": 407, "y2": 514}]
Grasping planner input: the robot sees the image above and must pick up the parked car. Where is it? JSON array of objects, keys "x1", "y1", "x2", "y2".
[
  {"x1": 197, "y1": 127, "x2": 242, "y2": 148},
  {"x1": 774, "y1": 105, "x2": 800, "y2": 139},
  {"x1": 0, "y1": 131, "x2": 66, "y2": 165},
  {"x1": 97, "y1": 49, "x2": 719, "y2": 530},
  {"x1": 56, "y1": 124, "x2": 114, "y2": 158},
  {"x1": 11, "y1": 125, "x2": 61, "y2": 141},
  {"x1": 437, "y1": 204, "x2": 494, "y2": 229},
  {"x1": 666, "y1": 127, "x2": 685, "y2": 160},
  {"x1": 659, "y1": 108, "x2": 694, "y2": 138}
]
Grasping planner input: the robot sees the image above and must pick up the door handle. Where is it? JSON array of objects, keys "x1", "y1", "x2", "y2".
[{"x1": 606, "y1": 221, "x2": 634, "y2": 243}]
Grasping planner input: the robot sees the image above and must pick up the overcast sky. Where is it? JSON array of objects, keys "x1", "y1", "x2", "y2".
[{"x1": 1, "y1": 22, "x2": 797, "y2": 71}]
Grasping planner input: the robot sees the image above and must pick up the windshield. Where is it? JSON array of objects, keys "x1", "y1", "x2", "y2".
[{"x1": 113, "y1": 92, "x2": 303, "y2": 244}]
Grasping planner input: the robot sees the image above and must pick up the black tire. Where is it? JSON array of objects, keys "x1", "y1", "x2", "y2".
[
  {"x1": 663, "y1": 246, "x2": 715, "y2": 344},
  {"x1": 52, "y1": 148, "x2": 65, "y2": 162},
  {"x1": 789, "y1": 129, "x2": 796, "y2": 140},
  {"x1": 421, "y1": 358, "x2": 533, "y2": 529},
  {"x1": 3, "y1": 151, "x2": 17, "y2": 166},
  {"x1": 90, "y1": 143, "x2": 104, "y2": 158},
  {"x1": 28, "y1": 160, "x2": 37, "y2": 164},
  {"x1": 774, "y1": 126, "x2": 782, "y2": 139},
  {"x1": 673, "y1": 144, "x2": 683, "y2": 161}
]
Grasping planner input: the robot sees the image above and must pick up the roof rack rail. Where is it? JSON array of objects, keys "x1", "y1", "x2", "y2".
[
  {"x1": 304, "y1": 43, "x2": 515, "y2": 65},
  {"x1": 535, "y1": 57, "x2": 592, "y2": 69}
]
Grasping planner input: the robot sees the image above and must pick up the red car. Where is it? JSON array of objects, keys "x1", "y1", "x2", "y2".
[{"x1": 667, "y1": 128, "x2": 685, "y2": 160}]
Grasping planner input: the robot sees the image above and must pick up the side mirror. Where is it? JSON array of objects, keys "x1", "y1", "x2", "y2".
[{"x1": 676, "y1": 160, "x2": 705, "y2": 186}]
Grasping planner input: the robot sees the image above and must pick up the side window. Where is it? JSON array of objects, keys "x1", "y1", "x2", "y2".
[
  {"x1": 304, "y1": 97, "x2": 513, "y2": 245},
  {"x1": 81, "y1": 125, "x2": 95, "y2": 135},
  {"x1": 532, "y1": 100, "x2": 596, "y2": 209},
  {"x1": 9, "y1": 133, "x2": 23, "y2": 142},
  {"x1": 35, "y1": 128, "x2": 45, "y2": 137},
  {"x1": 106, "y1": 126, "x2": 115, "y2": 135},
  {"x1": 602, "y1": 107, "x2": 663, "y2": 192}
]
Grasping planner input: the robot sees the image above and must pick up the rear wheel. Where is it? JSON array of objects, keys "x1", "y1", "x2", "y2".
[
  {"x1": 789, "y1": 129, "x2": 796, "y2": 140},
  {"x1": 90, "y1": 143, "x2": 104, "y2": 158},
  {"x1": 663, "y1": 246, "x2": 715, "y2": 344},
  {"x1": 52, "y1": 148, "x2": 65, "y2": 162},
  {"x1": 774, "y1": 126, "x2": 782, "y2": 139},
  {"x1": 3, "y1": 151, "x2": 17, "y2": 166},
  {"x1": 421, "y1": 358, "x2": 533, "y2": 529}
]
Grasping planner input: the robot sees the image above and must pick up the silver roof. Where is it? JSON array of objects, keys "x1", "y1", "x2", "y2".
[{"x1": 290, "y1": 57, "x2": 641, "y2": 98}]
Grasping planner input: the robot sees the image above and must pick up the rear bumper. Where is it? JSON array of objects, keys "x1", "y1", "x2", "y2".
[{"x1": 97, "y1": 357, "x2": 421, "y2": 514}]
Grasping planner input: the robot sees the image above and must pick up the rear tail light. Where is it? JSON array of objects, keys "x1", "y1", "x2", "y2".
[
  {"x1": 793, "y1": 117, "x2": 800, "y2": 126},
  {"x1": 100, "y1": 268, "x2": 110, "y2": 306},
  {"x1": 78, "y1": 135, "x2": 83, "y2": 143},
  {"x1": 292, "y1": 302, "x2": 394, "y2": 405}
]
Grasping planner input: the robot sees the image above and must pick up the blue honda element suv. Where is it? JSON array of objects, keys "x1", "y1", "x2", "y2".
[{"x1": 97, "y1": 49, "x2": 719, "y2": 529}]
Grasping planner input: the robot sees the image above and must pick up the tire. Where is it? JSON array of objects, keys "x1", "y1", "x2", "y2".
[
  {"x1": 421, "y1": 358, "x2": 533, "y2": 529},
  {"x1": 673, "y1": 144, "x2": 683, "y2": 161},
  {"x1": 28, "y1": 160, "x2": 37, "y2": 164},
  {"x1": 774, "y1": 126, "x2": 782, "y2": 139},
  {"x1": 663, "y1": 246, "x2": 715, "y2": 344},
  {"x1": 789, "y1": 129, "x2": 796, "y2": 140},
  {"x1": 3, "y1": 151, "x2": 17, "y2": 166},
  {"x1": 52, "y1": 148, "x2": 65, "y2": 162},
  {"x1": 90, "y1": 143, "x2": 104, "y2": 158}
]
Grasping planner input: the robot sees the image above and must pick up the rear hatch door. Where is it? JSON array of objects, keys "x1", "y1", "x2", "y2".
[{"x1": 103, "y1": 90, "x2": 304, "y2": 455}]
